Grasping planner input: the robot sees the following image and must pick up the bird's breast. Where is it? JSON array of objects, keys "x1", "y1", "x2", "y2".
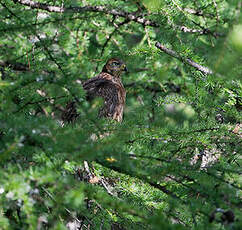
[{"x1": 114, "y1": 80, "x2": 126, "y2": 104}]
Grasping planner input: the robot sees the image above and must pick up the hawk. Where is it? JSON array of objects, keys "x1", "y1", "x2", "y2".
[
  {"x1": 61, "y1": 58, "x2": 127, "y2": 123},
  {"x1": 83, "y1": 58, "x2": 127, "y2": 122}
]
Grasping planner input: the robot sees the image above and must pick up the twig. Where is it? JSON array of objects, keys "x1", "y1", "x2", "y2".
[
  {"x1": 191, "y1": 20, "x2": 222, "y2": 38},
  {"x1": 100, "y1": 179, "x2": 116, "y2": 196},
  {"x1": 213, "y1": 0, "x2": 219, "y2": 26},
  {"x1": 100, "y1": 19, "x2": 129, "y2": 57},
  {"x1": 83, "y1": 161, "x2": 116, "y2": 196},
  {"x1": 171, "y1": 0, "x2": 215, "y2": 18},
  {"x1": 179, "y1": 24, "x2": 222, "y2": 38},
  {"x1": 183, "y1": 8, "x2": 215, "y2": 18},
  {"x1": 83, "y1": 161, "x2": 92, "y2": 174},
  {"x1": 155, "y1": 42, "x2": 213, "y2": 75}
]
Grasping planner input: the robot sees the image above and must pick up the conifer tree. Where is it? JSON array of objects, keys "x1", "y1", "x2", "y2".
[{"x1": 0, "y1": 0, "x2": 241, "y2": 229}]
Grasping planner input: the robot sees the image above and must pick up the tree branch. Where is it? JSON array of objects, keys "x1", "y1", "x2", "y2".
[
  {"x1": 183, "y1": 8, "x2": 215, "y2": 18},
  {"x1": 155, "y1": 42, "x2": 213, "y2": 75},
  {"x1": 13, "y1": 0, "x2": 220, "y2": 37},
  {"x1": 177, "y1": 25, "x2": 222, "y2": 37},
  {"x1": 13, "y1": 0, "x2": 158, "y2": 27},
  {"x1": 12, "y1": 0, "x2": 214, "y2": 76}
]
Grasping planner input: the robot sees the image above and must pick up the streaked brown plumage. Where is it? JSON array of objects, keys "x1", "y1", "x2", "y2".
[
  {"x1": 83, "y1": 58, "x2": 127, "y2": 122},
  {"x1": 61, "y1": 101, "x2": 78, "y2": 123},
  {"x1": 61, "y1": 58, "x2": 127, "y2": 123}
]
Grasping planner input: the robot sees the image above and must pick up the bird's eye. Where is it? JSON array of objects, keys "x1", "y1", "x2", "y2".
[{"x1": 111, "y1": 62, "x2": 120, "y2": 66}]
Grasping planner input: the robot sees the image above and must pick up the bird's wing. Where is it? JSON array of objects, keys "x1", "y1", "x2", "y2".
[{"x1": 83, "y1": 76, "x2": 119, "y2": 116}]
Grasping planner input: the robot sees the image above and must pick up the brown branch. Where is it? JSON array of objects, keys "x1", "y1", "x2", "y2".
[{"x1": 155, "y1": 42, "x2": 213, "y2": 75}]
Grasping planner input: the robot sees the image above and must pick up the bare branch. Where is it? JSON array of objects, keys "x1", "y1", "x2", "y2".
[{"x1": 155, "y1": 42, "x2": 213, "y2": 75}]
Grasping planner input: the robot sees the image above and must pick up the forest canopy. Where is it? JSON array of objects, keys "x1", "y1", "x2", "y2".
[{"x1": 0, "y1": 0, "x2": 241, "y2": 229}]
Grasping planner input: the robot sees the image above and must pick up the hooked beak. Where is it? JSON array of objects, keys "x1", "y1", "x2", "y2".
[{"x1": 122, "y1": 64, "x2": 128, "y2": 73}]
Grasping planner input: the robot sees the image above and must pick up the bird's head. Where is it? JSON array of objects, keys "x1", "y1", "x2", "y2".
[{"x1": 102, "y1": 58, "x2": 127, "y2": 78}]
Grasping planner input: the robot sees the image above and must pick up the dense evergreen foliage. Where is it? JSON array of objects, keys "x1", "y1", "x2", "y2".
[{"x1": 0, "y1": 0, "x2": 241, "y2": 229}]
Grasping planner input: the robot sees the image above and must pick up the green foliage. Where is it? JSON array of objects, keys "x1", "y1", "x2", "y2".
[{"x1": 0, "y1": 0, "x2": 241, "y2": 229}]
